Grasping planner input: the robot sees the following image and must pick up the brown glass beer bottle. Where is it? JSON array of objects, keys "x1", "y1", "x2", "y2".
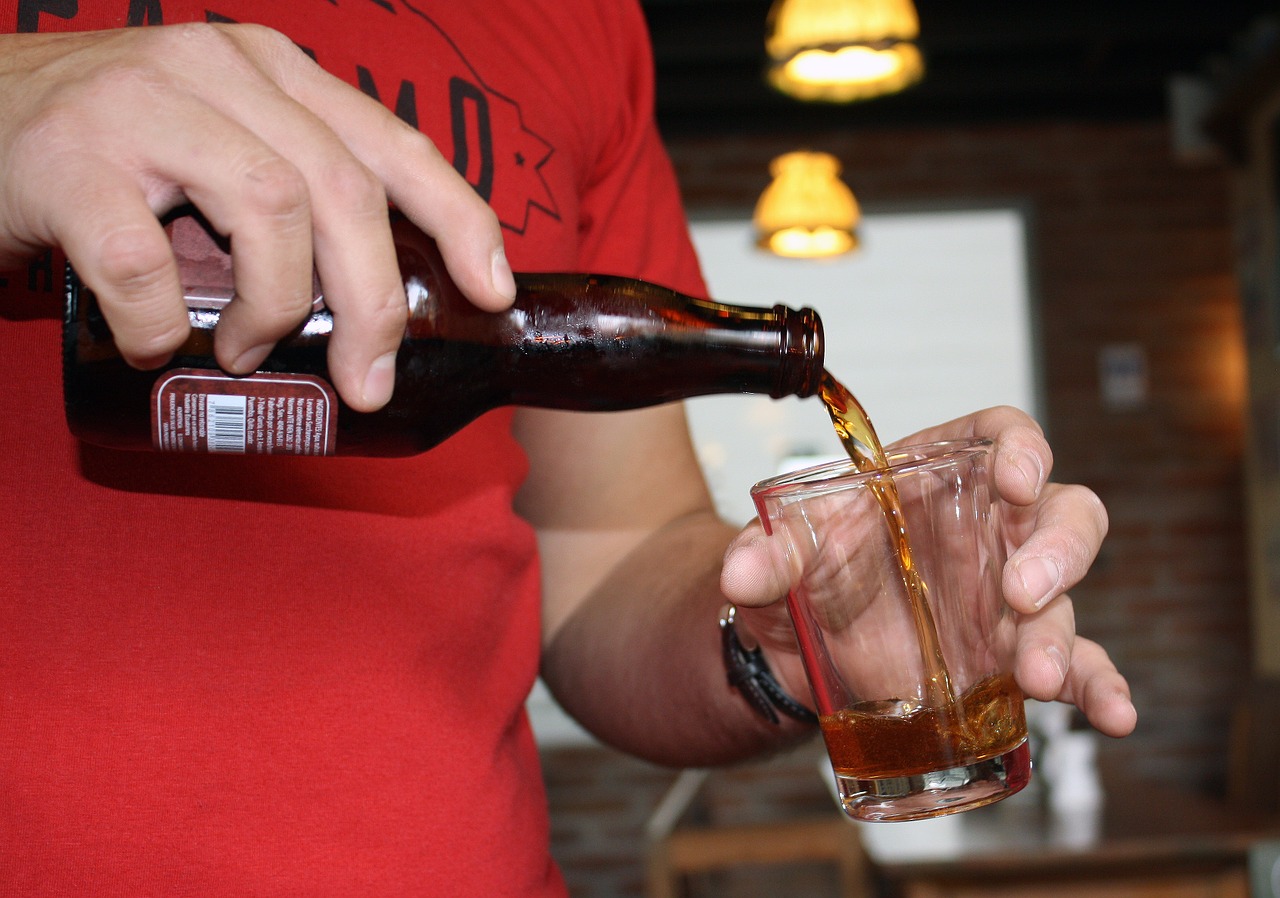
[{"x1": 63, "y1": 213, "x2": 824, "y2": 457}]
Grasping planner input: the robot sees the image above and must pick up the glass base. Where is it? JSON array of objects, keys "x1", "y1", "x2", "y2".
[{"x1": 834, "y1": 739, "x2": 1032, "y2": 822}]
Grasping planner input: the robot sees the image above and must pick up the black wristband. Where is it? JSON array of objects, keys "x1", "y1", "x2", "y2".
[{"x1": 719, "y1": 603, "x2": 818, "y2": 726}]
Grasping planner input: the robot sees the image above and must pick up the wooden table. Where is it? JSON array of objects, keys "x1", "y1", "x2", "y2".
[{"x1": 857, "y1": 779, "x2": 1278, "y2": 898}]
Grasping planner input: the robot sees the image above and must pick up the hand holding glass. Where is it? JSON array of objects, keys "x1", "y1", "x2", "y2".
[{"x1": 751, "y1": 439, "x2": 1030, "y2": 822}]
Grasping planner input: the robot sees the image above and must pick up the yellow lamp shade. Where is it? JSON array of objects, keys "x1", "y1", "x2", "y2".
[
  {"x1": 765, "y1": 0, "x2": 924, "y2": 102},
  {"x1": 753, "y1": 151, "x2": 860, "y2": 259}
]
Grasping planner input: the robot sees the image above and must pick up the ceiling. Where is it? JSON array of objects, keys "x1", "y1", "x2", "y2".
[{"x1": 639, "y1": 0, "x2": 1279, "y2": 137}]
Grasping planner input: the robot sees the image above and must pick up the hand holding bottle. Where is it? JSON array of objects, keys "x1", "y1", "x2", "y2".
[{"x1": 0, "y1": 24, "x2": 516, "y2": 410}]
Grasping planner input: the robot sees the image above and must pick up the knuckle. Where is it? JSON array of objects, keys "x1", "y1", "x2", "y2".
[
  {"x1": 314, "y1": 159, "x2": 385, "y2": 216},
  {"x1": 1004, "y1": 417, "x2": 1048, "y2": 454},
  {"x1": 1009, "y1": 406, "x2": 1046, "y2": 438},
  {"x1": 38, "y1": 56, "x2": 166, "y2": 124},
  {"x1": 368, "y1": 284, "x2": 409, "y2": 336},
  {"x1": 124, "y1": 316, "x2": 189, "y2": 362},
  {"x1": 229, "y1": 23, "x2": 305, "y2": 67},
  {"x1": 221, "y1": 290, "x2": 310, "y2": 345},
  {"x1": 83, "y1": 58, "x2": 165, "y2": 99},
  {"x1": 388, "y1": 123, "x2": 444, "y2": 168},
  {"x1": 471, "y1": 196, "x2": 503, "y2": 234},
  {"x1": 146, "y1": 21, "x2": 228, "y2": 53},
  {"x1": 237, "y1": 153, "x2": 311, "y2": 221},
  {"x1": 1066, "y1": 483, "x2": 1109, "y2": 539},
  {"x1": 10, "y1": 27, "x2": 238, "y2": 166},
  {"x1": 140, "y1": 23, "x2": 311, "y2": 88},
  {"x1": 147, "y1": 22, "x2": 255, "y2": 70},
  {"x1": 94, "y1": 225, "x2": 174, "y2": 294},
  {"x1": 249, "y1": 297, "x2": 312, "y2": 334},
  {"x1": 95, "y1": 24, "x2": 240, "y2": 85},
  {"x1": 1064, "y1": 529, "x2": 1095, "y2": 569},
  {"x1": 8, "y1": 99, "x2": 80, "y2": 171},
  {"x1": 1054, "y1": 484, "x2": 1107, "y2": 560},
  {"x1": 387, "y1": 126, "x2": 494, "y2": 222}
]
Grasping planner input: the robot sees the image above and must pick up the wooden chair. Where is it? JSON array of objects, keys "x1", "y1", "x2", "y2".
[{"x1": 644, "y1": 768, "x2": 875, "y2": 898}]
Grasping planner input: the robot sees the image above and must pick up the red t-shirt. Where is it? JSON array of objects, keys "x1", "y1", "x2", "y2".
[{"x1": 0, "y1": 1, "x2": 705, "y2": 894}]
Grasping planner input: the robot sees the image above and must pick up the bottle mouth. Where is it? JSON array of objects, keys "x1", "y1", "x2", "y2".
[{"x1": 774, "y1": 305, "x2": 825, "y2": 398}]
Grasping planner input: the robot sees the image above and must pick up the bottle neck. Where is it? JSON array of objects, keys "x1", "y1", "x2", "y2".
[{"x1": 504, "y1": 273, "x2": 826, "y2": 403}]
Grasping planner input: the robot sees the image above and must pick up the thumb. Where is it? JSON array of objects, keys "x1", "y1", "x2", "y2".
[{"x1": 720, "y1": 522, "x2": 794, "y2": 608}]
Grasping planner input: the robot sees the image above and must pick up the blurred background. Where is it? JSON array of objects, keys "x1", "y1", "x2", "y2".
[{"x1": 534, "y1": 2, "x2": 1280, "y2": 895}]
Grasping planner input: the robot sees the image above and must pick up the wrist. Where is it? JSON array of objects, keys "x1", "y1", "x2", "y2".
[{"x1": 719, "y1": 603, "x2": 817, "y2": 726}]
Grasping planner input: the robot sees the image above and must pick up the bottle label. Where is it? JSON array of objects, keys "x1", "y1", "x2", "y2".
[{"x1": 151, "y1": 369, "x2": 338, "y2": 456}]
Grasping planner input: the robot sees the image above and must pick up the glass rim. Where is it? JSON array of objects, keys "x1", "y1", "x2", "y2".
[{"x1": 750, "y1": 438, "x2": 993, "y2": 500}]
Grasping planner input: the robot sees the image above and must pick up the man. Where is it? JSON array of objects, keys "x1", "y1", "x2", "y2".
[{"x1": 0, "y1": 3, "x2": 1135, "y2": 894}]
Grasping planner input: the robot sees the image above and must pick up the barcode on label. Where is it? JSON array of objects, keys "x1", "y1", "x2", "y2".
[{"x1": 206, "y1": 394, "x2": 248, "y2": 453}]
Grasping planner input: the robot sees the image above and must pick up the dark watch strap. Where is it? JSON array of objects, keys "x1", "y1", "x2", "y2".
[{"x1": 719, "y1": 603, "x2": 818, "y2": 726}]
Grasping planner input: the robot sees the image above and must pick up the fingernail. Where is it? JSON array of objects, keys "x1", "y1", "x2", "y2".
[
  {"x1": 491, "y1": 248, "x2": 516, "y2": 302},
  {"x1": 1014, "y1": 449, "x2": 1046, "y2": 495},
  {"x1": 1044, "y1": 644, "x2": 1068, "y2": 684},
  {"x1": 362, "y1": 352, "x2": 397, "y2": 407},
  {"x1": 1016, "y1": 556, "x2": 1060, "y2": 609},
  {"x1": 232, "y1": 344, "x2": 273, "y2": 374}
]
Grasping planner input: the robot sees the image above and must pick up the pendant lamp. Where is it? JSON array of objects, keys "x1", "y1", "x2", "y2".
[
  {"x1": 765, "y1": 0, "x2": 924, "y2": 102},
  {"x1": 753, "y1": 151, "x2": 859, "y2": 258}
]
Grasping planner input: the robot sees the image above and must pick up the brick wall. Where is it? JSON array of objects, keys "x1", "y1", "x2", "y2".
[{"x1": 541, "y1": 118, "x2": 1253, "y2": 897}]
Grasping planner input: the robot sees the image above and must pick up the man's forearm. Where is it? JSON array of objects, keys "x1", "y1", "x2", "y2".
[{"x1": 539, "y1": 511, "x2": 816, "y2": 767}]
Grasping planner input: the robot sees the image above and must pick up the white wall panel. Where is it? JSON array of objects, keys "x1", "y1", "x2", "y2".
[{"x1": 685, "y1": 208, "x2": 1038, "y2": 525}]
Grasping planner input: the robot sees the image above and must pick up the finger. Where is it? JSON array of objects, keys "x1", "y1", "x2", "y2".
[
  {"x1": 1012, "y1": 595, "x2": 1136, "y2": 738},
  {"x1": 91, "y1": 71, "x2": 318, "y2": 379},
  {"x1": 898, "y1": 405, "x2": 1051, "y2": 506},
  {"x1": 172, "y1": 25, "x2": 407, "y2": 409},
  {"x1": 387, "y1": 151, "x2": 515, "y2": 313},
  {"x1": 990, "y1": 418, "x2": 1051, "y2": 506},
  {"x1": 1003, "y1": 482, "x2": 1109, "y2": 612},
  {"x1": 4, "y1": 48, "x2": 193, "y2": 367},
  {"x1": 178, "y1": 132, "x2": 316, "y2": 377},
  {"x1": 720, "y1": 521, "x2": 793, "y2": 608},
  {"x1": 268, "y1": 32, "x2": 515, "y2": 312},
  {"x1": 1011, "y1": 592, "x2": 1076, "y2": 701},
  {"x1": 58, "y1": 181, "x2": 189, "y2": 368},
  {"x1": 1054, "y1": 637, "x2": 1138, "y2": 738},
  {"x1": 42, "y1": 170, "x2": 188, "y2": 368},
  {"x1": 206, "y1": 67, "x2": 406, "y2": 408}
]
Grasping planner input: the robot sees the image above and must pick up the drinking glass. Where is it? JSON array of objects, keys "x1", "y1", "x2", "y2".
[{"x1": 751, "y1": 439, "x2": 1031, "y2": 821}]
